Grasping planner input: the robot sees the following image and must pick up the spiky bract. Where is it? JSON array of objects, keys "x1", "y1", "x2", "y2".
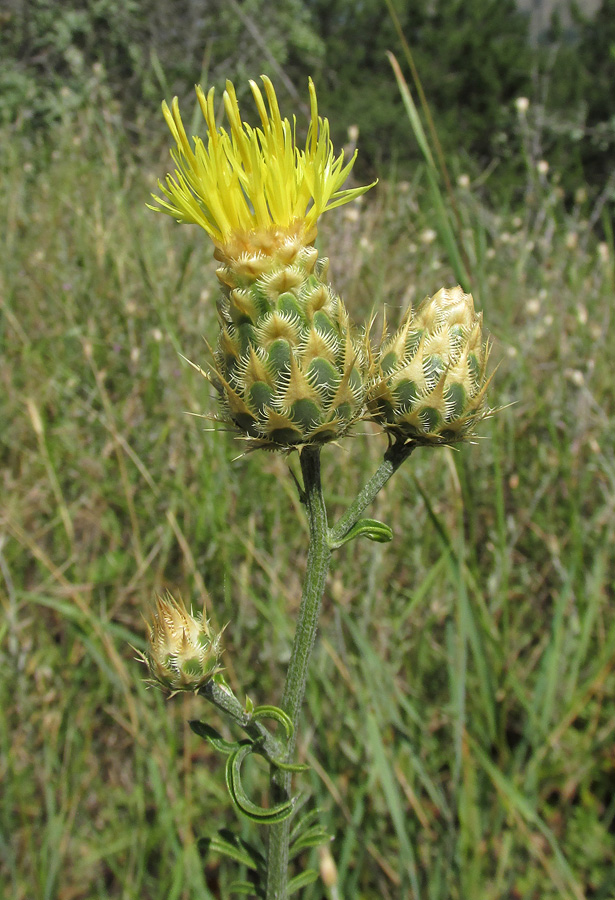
[
  {"x1": 146, "y1": 592, "x2": 222, "y2": 691},
  {"x1": 210, "y1": 238, "x2": 367, "y2": 450},
  {"x1": 367, "y1": 286, "x2": 490, "y2": 445}
]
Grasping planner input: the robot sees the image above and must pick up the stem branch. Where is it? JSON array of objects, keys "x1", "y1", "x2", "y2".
[
  {"x1": 328, "y1": 438, "x2": 414, "y2": 546},
  {"x1": 200, "y1": 679, "x2": 286, "y2": 762},
  {"x1": 264, "y1": 438, "x2": 415, "y2": 898}
]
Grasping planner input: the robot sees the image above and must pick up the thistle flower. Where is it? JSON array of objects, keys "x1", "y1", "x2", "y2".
[
  {"x1": 150, "y1": 77, "x2": 375, "y2": 450},
  {"x1": 145, "y1": 592, "x2": 223, "y2": 691},
  {"x1": 367, "y1": 286, "x2": 491, "y2": 444},
  {"x1": 149, "y1": 76, "x2": 373, "y2": 261}
]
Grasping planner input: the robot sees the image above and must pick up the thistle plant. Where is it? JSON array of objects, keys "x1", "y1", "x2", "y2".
[{"x1": 145, "y1": 75, "x2": 492, "y2": 899}]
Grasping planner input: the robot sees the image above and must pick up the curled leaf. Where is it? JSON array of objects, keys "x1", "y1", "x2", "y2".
[
  {"x1": 250, "y1": 705, "x2": 294, "y2": 740},
  {"x1": 329, "y1": 518, "x2": 393, "y2": 549},
  {"x1": 225, "y1": 744, "x2": 295, "y2": 825}
]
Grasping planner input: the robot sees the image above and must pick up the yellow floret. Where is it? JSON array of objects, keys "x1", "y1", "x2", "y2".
[{"x1": 149, "y1": 76, "x2": 375, "y2": 255}]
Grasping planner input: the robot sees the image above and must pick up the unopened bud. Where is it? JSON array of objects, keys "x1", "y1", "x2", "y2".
[
  {"x1": 145, "y1": 592, "x2": 222, "y2": 691},
  {"x1": 368, "y1": 286, "x2": 491, "y2": 444}
]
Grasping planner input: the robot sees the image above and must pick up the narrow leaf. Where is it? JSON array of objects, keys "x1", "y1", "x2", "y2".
[
  {"x1": 270, "y1": 758, "x2": 311, "y2": 773},
  {"x1": 189, "y1": 720, "x2": 239, "y2": 754},
  {"x1": 198, "y1": 835, "x2": 257, "y2": 871},
  {"x1": 387, "y1": 51, "x2": 470, "y2": 288},
  {"x1": 289, "y1": 825, "x2": 331, "y2": 858},
  {"x1": 290, "y1": 807, "x2": 323, "y2": 842},
  {"x1": 471, "y1": 740, "x2": 585, "y2": 900},
  {"x1": 365, "y1": 713, "x2": 421, "y2": 898},
  {"x1": 218, "y1": 828, "x2": 266, "y2": 871},
  {"x1": 330, "y1": 518, "x2": 393, "y2": 549},
  {"x1": 228, "y1": 880, "x2": 260, "y2": 897},
  {"x1": 226, "y1": 745, "x2": 295, "y2": 824},
  {"x1": 287, "y1": 869, "x2": 319, "y2": 894},
  {"x1": 251, "y1": 705, "x2": 294, "y2": 739}
]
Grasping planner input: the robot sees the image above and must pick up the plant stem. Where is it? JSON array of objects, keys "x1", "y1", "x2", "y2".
[
  {"x1": 265, "y1": 446, "x2": 331, "y2": 900},
  {"x1": 199, "y1": 679, "x2": 286, "y2": 762},
  {"x1": 328, "y1": 438, "x2": 414, "y2": 546},
  {"x1": 264, "y1": 439, "x2": 414, "y2": 898}
]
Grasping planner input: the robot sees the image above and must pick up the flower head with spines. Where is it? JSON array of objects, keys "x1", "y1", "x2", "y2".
[
  {"x1": 150, "y1": 77, "x2": 375, "y2": 451},
  {"x1": 367, "y1": 286, "x2": 491, "y2": 445},
  {"x1": 145, "y1": 592, "x2": 223, "y2": 692}
]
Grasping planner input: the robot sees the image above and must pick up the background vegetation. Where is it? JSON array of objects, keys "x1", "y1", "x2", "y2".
[{"x1": 1, "y1": 1, "x2": 615, "y2": 898}]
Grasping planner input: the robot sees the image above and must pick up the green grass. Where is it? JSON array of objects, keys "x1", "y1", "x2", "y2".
[{"x1": 1, "y1": 100, "x2": 615, "y2": 900}]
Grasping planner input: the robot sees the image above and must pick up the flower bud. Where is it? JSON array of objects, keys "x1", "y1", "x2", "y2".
[
  {"x1": 146, "y1": 592, "x2": 222, "y2": 691},
  {"x1": 210, "y1": 247, "x2": 367, "y2": 450},
  {"x1": 367, "y1": 286, "x2": 491, "y2": 444}
]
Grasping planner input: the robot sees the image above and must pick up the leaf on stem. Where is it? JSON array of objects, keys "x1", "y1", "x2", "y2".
[
  {"x1": 198, "y1": 830, "x2": 264, "y2": 872},
  {"x1": 226, "y1": 743, "x2": 296, "y2": 824},
  {"x1": 250, "y1": 704, "x2": 294, "y2": 740},
  {"x1": 287, "y1": 869, "x2": 319, "y2": 894},
  {"x1": 189, "y1": 720, "x2": 240, "y2": 754},
  {"x1": 329, "y1": 517, "x2": 393, "y2": 549},
  {"x1": 289, "y1": 824, "x2": 331, "y2": 858}
]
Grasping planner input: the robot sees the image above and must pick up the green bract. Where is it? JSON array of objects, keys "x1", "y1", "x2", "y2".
[
  {"x1": 367, "y1": 285, "x2": 491, "y2": 445},
  {"x1": 209, "y1": 232, "x2": 368, "y2": 451}
]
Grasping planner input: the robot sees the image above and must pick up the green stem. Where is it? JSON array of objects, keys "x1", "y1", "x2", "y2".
[
  {"x1": 328, "y1": 438, "x2": 415, "y2": 546},
  {"x1": 199, "y1": 679, "x2": 286, "y2": 762},
  {"x1": 264, "y1": 439, "x2": 415, "y2": 898},
  {"x1": 265, "y1": 446, "x2": 331, "y2": 900}
]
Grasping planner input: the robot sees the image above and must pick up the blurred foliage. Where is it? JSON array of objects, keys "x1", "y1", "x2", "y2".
[
  {"x1": 0, "y1": 0, "x2": 323, "y2": 127},
  {"x1": 544, "y1": 0, "x2": 615, "y2": 196},
  {"x1": 308, "y1": 0, "x2": 532, "y2": 168},
  {"x1": 0, "y1": 0, "x2": 612, "y2": 200}
]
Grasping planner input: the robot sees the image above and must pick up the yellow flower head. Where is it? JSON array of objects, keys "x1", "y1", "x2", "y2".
[{"x1": 149, "y1": 76, "x2": 374, "y2": 258}]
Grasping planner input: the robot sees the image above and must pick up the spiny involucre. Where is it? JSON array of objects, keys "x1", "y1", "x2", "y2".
[
  {"x1": 213, "y1": 236, "x2": 369, "y2": 449},
  {"x1": 145, "y1": 593, "x2": 223, "y2": 691},
  {"x1": 149, "y1": 76, "x2": 375, "y2": 450},
  {"x1": 367, "y1": 286, "x2": 492, "y2": 445}
]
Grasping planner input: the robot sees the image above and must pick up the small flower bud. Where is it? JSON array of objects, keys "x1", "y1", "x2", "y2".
[
  {"x1": 368, "y1": 286, "x2": 491, "y2": 445},
  {"x1": 145, "y1": 592, "x2": 223, "y2": 691}
]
